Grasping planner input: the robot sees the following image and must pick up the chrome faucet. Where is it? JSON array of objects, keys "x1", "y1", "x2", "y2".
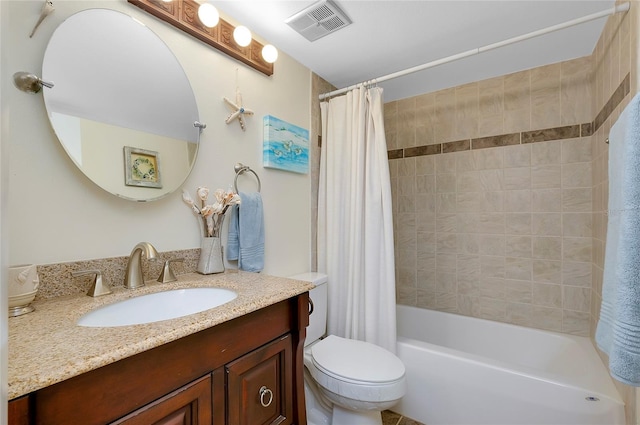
[{"x1": 124, "y1": 242, "x2": 159, "y2": 289}]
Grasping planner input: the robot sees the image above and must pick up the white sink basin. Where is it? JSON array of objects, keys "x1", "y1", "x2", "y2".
[{"x1": 77, "y1": 287, "x2": 237, "y2": 327}]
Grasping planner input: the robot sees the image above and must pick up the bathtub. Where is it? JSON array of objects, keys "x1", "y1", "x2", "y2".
[{"x1": 394, "y1": 305, "x2": 624, "y2": 425}]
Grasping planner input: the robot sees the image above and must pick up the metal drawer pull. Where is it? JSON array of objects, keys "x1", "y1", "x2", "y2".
[
  {"x1": 309, "y1": 298, "x2": 314, "y2": 315},
  {"x1": 259, "y1": 386, "x2": 273, "y2": 407}
]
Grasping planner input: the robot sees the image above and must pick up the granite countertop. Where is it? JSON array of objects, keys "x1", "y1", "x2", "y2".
[{"x1": 8, "y1": 271, "x2": 313, "y2": 400}]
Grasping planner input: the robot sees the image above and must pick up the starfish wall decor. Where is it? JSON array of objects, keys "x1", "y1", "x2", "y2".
[{"x1": 223, "y1": 88, "x2": 254, "y2": 131}]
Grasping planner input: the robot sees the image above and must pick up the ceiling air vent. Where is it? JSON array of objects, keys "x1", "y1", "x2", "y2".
[{"x1": 285, "y1": 0, "x2": 352, "y2": 42}]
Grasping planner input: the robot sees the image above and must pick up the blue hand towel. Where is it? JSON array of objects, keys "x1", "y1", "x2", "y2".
[
  {"x1": 226, "y1": 192, "x2": 264, "y2": 272},
  {"x1": 227, "y1": 204, "x2": 240, "y2": 261},
  {"x1": 596, "y1": 91, "x2": 640, "y2": 386},
  {"x1": 596, "y1": 97, "x2": 626, "y2": 355}
]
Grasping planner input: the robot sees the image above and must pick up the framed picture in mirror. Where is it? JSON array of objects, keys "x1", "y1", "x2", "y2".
[{"x1": 124, "y1": 146, "x2": 162, "y2": 189}]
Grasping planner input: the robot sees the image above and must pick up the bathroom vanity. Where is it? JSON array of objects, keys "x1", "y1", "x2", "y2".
[{"x1": 7, "y1": 272, "x2": 313, "y2": 425}]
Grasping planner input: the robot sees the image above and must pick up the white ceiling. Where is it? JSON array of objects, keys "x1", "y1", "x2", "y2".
[{"x1": 212, "y1": 0, "x2": 617, "y2": 102}]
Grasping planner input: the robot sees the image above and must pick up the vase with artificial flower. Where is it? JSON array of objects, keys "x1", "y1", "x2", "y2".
[{"x1": 182, "y1": 186, "x2": 241, "y2": 274}]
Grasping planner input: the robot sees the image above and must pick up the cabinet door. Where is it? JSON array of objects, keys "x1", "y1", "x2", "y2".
[
  {"x1": 226, "y1": 335, "x2": 293, "y2": 425},
  {"x1": 8, "y1": 395, "x2": 30, "y2": 425},
  {"x1": 112, "y1": 374, "x2": 212, "y2": 425}
]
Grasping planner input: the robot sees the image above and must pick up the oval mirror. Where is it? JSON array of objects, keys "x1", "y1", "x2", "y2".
[{"x1": 42, "y1": 8, "x2": 201, "y2": 202}]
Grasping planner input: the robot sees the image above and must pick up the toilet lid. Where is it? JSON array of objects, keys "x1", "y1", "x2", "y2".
[{"x1": 311, "y1": 335, "x2": 405, "y2": 384}]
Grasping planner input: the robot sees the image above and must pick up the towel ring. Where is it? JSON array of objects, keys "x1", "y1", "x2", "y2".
[{"x1": 233, "y1": 163, "x2": 261, "y2": 193}]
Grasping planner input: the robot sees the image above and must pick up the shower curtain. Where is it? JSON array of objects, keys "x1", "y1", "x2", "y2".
[{"x1": 318, "y1": 87, "x2": 397, "y2": 353}]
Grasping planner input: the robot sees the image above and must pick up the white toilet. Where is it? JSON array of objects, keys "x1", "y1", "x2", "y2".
[{"x1": 290, "y1": 272, "x2": 406, "y2": 425}]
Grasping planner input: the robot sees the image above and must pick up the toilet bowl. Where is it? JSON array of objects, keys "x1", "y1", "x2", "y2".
[
  {"x1": 305, "y1": 335, "x2": 406, "y2": 424},
  {"x1": 290, "y1": 272, "x2": 406, "y2": 425}
]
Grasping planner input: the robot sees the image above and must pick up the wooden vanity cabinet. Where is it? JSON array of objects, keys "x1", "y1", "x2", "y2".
[{"x1": 8, "y1": 293, "x2": 309, "y2": 425}]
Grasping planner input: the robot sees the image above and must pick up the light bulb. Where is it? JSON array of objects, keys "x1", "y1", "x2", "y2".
[
  {"x1": 261, "y1": 44, "x2": 278, "y2": 63},
  {"x1": 198, "y1": 3, "x2": 219, "y2": 28},
  {"x1": 233, "y1": 26, "x2": 252, "y2": 47}
]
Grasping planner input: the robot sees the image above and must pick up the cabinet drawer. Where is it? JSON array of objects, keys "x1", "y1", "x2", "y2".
[
  {"x1": 112, "y1": 374, "x2": 212, "y2": 425},
  {"x1": 226, "y1": 335, "x2": 293, "y2": 425}
]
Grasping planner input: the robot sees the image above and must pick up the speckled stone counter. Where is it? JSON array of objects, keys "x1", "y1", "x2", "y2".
[{"x1": 8, "y1": 270, "x2": 313, "y2": 400}]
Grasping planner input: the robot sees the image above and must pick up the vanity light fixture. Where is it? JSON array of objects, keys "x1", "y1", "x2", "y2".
[
  {"x1": 261, "y1": 44, "x2": 278, "y2": 64},
  {"x1": 129, "y1": 0, "x2": 277, "y2": 75},
  {"x1": 233, "y1": 25, "x2": 252, "y2": 47},
  {"x1": 198, "y1": 2, "x2": 219, "y2": 28}
]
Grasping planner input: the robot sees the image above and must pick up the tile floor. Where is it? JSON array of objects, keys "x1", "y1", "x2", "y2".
[{"x1": 382, "y1": 410, "x2": 425, "y2": 425}]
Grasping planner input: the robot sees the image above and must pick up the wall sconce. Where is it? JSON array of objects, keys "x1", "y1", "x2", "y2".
[
  {"x1": 129, "y1": 0, "x2": 278, "y2": 75},
  {"x1": 197, "y1": 2, "x2": 219, "y2": 28}
]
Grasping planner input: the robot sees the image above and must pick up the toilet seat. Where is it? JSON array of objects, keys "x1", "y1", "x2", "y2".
[
  {"x1": 307, "y1": 335, "x2": 406, "y2": 404},
  {"x1": 312, "y1": 335, "x2": 405, "y2": 384}
]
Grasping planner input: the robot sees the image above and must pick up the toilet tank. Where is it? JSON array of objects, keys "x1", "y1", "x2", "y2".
[{"x1": 289, "y1": 272, "x2": 327, "y2": 347}]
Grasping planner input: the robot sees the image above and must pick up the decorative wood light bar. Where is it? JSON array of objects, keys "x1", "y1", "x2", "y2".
[{"x1": 128, "y1": 0, "x2": 274, "y2": 76}]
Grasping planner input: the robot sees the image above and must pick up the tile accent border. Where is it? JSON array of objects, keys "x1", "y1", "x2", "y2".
[
  {"x1": 388, "y1": 149, "x2": 403, "y2": 159},
  {"x1": 472, "y1": 133, "x2": 520, "y2": 149},
  {"x1": 405, "y1": 144, "x2": 441, "y2": 157},
  {"x1": 594, "y1": 73, "x2": 630, "y2": 132},
  {"x1": 387, "y1": 123, "x2": 589, "y2": 159},
  {"x1": 388, "y1": 73, "x2": 630, "y2": 160},
  {"x1": 443, "y1": 139, "x2": 470, "y2": 153},
  {"x1": 521, "y1": 125, "x2": 580, "y2": 144}
]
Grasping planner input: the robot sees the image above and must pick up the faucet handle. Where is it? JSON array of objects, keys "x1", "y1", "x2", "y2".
[
  {"x1": 72, "y1": 269, "x2": 113, "y2": 297},
  {"x1": 157, "y1": 258, "x2": 184, "y2": 283}
]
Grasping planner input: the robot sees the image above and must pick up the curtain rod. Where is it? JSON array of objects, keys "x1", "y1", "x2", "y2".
[{"x1": 319, "y1": 2, "x2": 630, "y2": 100}]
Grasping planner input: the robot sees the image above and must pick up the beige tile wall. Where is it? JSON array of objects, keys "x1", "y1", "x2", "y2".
[
  {"x1": 386, "y1": 56, "x2": 595, "y2": 336},
  {"x1": 591, "y1": 0, "x2": 635, "y2": 339},
  {"x1": 591, "y1": 1, "x2": 637, "y2": 423}
]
